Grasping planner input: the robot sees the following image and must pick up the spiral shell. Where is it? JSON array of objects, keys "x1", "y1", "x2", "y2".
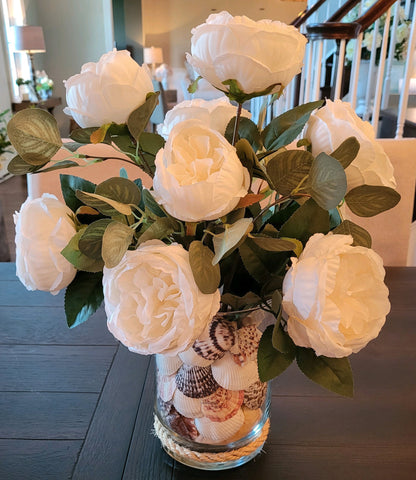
[
  {"x1": 193, "y1": 317, "x2": 236, "y2": 361},
  {"x1": 243, "y1": 380, "x2": 268, "y2": 410},
  {"x1": 195, "y1": 408, "x2": 245, "y2": 444},
  {"x1": 179, "y1": 347, "x2": 213, "y2": 367},
  {"x1": 155, "y1": 353, "x2": 182, "y2": 376},
  {"x1": 173, "y1": 388, "x2": 203, "y2": 418},
  {"x1": 201, "y1": 387, "x2": 244, "y2": 422},
  {"x1": 211, "y1": 352, "x2": 259, "y2": 391},
  {"x1": 157, "y1": 372, "x2": 177, "y2": 402},
  {"x1": 175, "y1": 364, "x2": 219, "y2": 399},
  {"x1": 231, "y1": 325, "x2": 262, "y2": 366}
]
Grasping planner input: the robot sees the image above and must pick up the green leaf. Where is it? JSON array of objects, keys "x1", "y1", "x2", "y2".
[
  {"x1": 221, "y1": 78, "x2": 281, "y2": 104},
  {"x1": 62, "y1": 141, "x2": 85, "y2": 152},
  {"x1": 7, "y1": 155, "x2": 42, "y2": 175},
  {"x1": 345, "y1": 185, "x2": 401, "y2": 217},
  {"x1": 262, "y1": 100, "x2": 324, "y2": 151},
  {"x1": 330, "y1": 137, "x2": 360, "y2": 169},
  {"x1": 7, "y1": 109, "x2": 62, "y2": 165},
  {"x1": 137, "y1": 217, "x2": 178, "y2": 245},
  {"x1": 258, "y1": 325, "x2": 295, "y2": 382},
  {"x1": 127, "y1": 92, "x2": 160, "y2": 140},
  {"x1": 119, "y1": 167, "x2": 128, "y2": 179},
  {"x1": 142, "y1": 189, "x2": 166, "y2": 217},
  {"x1": 101, "y1": 221, "x2": 134, "y2": 268},
  {"x1": 250, "y1": 235, "x2": 299, "y2": 253},
  {"x1": 64, "y1": 271, "x2": 104, "y2": 328},
  {"x1": 187, "y1": 75, "x2": 202, "y2": 94},
  {"x1": 111, "y1": 134, "x2": 136, "y2": 156},
  {"x1": 189, "y1": 241, "x2": 221, "y2": 294},
  {"x1": 271, "y1": 289, "x2": 283, "y2": 315},
  {"x1": 78, "y1": 218, "x2": 113, "y2": 260},
  {"x1": 272, "y1": 322, "x2": 296, "y2": 356},
  {"x1": 139, "y1": 131, "x2": 165, "y2": 155},
  {"x1": 76, "y1": 190, "x2": 132, "y2": 216},
  {"x1": 235, "y1": 138, "x2": 256, "y2": 179},
  {"x1": 35, "y1": 160, "x2": 80, "y2": 174},
  {"x1": 279, "y1": 198, "x2": 330, "y2": 244},
  {"x1": 212, "y1": 218, "x2": 253, "y2": 265},
  {"x1": 61, "y1": 229, "x2": 104, "y2": 272},
  {"x1": 60, "y1": 174, "x2": 96, "y2": 212},
  {"x1": 95, "y1": 177, "x2": 141, "y2": 206},
  {"x1": 225, "y1": 117, "x2": 261, "y2": 151},
  {"x1": 265, "y1": 149, "x2": 314, "y2": 195},
  {"x1": 70, "y1": 127, "x2": 100, "y2": 144},
  {"x1": 306, "y1": 153, "x2": 347, "y2": 210},
  {"x1": 332, "y1": 220, "x2": 372, "y2": 247},
  {"x1": 296, "y1": 348, "x2": 354, "y2": 397},
  {"x1": 221, "y1": 291, "x2": 262, "y2": 310}
]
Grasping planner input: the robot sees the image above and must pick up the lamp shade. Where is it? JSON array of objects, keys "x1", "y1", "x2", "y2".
[
  {"x1": 12, "y1": 25, "x2": 46, "y2": 53},
  {"x1": 144, "y1": 47, "x2": 163, "y2": 65}
]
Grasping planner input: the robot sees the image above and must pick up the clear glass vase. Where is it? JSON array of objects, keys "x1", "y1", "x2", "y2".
[{"x1": 154, "y1": 312, "x2": 270, "y2": 470}]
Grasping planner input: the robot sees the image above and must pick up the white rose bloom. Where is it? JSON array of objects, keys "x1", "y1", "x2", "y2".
[
  {"x1": 186, "y1": 11, "x2": 307, "y2": 97},
  {"x1": 305, "y1": 99, "x2": 396, "y2": 191},
  {"x1": 157, "y1": 97, "x2": 251, "y2": 140},
  {"x1": 282, "y1": 233, "x2": 390, "y2": 358},
  {"x1": 14, "y1": 194, "x2": 77, "y2": 295},
  {"x1": 103, "y1": 241, "x2": 221, "y2": 356},
  {"x1": 64, "y1": 49, "x2": 153, "y2": 128},
  {"x1": 153, "y1": 119, "x2": 250, "y2": 222}
]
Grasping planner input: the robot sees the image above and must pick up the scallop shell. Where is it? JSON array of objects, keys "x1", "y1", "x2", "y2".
[
  {"x1": 195, "y1": 408, "x2": 245, "y2": 444},
  {"x1": 165, "y1": 407, "x2": 200, "y2": 441},
  {"x1": 173, "y1": 388, "x2": 203, "y2": 418},
  {"x1": 193, "y1": 317, "x2": 236, "y2": 361},
  {"x1": 226, "y1": 407, "x2": 263, "y2": 443},
  {"x1": 175, "y1": 364, "x2": 219, "y2": 399},
  {"x1": 243, "y1": 380, "x2": 267, "y2": 409},
  {"x1": 211, "y1": 352, "x2": 259, "y2": 391},
  {"x1": 179, "y1": 347, "x2": 213, "y2": 367},
  {"x1": 157, "y1": 372, "x2": 176, "y2": 402},
  {"x1": 232, "y1": 325, "x2": 262, "y2": 366},
  {"x1": 201, "y1": 387, "x2": 244, "y2": 422},
  {"x1": 155, "y1": 353, "x2": 182, "y2": 376}
]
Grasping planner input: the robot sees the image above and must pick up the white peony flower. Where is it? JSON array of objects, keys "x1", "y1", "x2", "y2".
[
  {"x1": 282, "y1": 233, "x2": 390, "y2": 358},
  {"x1": 363, "y1": 30, "x2": 382, "y2": 51},
  {"x1": 186, "y1": 11, "x2": 307, "y2": 97},
  {"x1": 103, "y1": 241, "x2": 221, "y2": 356},
  {"x1": 14, "y1": 194, "x2": 77, "y2": 295},
  {"x1": 64, "y1": 49, "x2": 154, "y2": 128},
  {"x1": 157, "y1": 97, "x2": 251, "y2": 140},
  {"x1": 153, "y1": 119, "x2": 250, "y2": 222},
  {"x1": 304, "y1": 99, "x2": 396, "y2": 191}
]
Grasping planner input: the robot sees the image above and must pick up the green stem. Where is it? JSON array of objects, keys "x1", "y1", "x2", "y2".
[
  {"x1": 232, "y1": 103, "x2": 243, "y2": 146},
  {"x1": 252, "y1": 193, "x2": 311, "y2": 224},
  {"x1": 82, "y1": 154, "x2": 138, "y2": 167}
]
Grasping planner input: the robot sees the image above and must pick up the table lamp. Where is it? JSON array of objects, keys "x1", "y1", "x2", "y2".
[
  {"x1": 12, "y1": 25, "x2": 46, "y2": 100},
  {"x1": 143, "y1": 46, "x2": 163, "y2": 77}
]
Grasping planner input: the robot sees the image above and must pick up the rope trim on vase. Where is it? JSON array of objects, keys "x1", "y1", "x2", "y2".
[{"x1": 153, "y1": 415, "x2": 270, "y2": 463}]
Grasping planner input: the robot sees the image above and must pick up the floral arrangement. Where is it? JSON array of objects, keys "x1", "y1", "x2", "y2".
[
  {"x1": 7, "y1": 11, "x2": 400, "y2": 400},
  {"x1": 344, "y1": 0, "x2": 411, "y2": 64}
]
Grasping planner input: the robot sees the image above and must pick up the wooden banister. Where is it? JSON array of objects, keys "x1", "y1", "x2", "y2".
[
  {"x1": 306, "y1": 21, "x2": 362, "y2": 40},
  {"x1": 291, "y1": 0, "x2": 328, "y2": 28},
  {"x1": 327, "y1": 0, "x2": 361, "y2": 22},
  {"x1": 358, "y1": 0, "x2": 397, "y2": 31}
]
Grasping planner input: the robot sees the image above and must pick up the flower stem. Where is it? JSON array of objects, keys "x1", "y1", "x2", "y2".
[
  {"x1": 232, "y1": 103, "x2": 243, "y2": 146},
  {"x1": 82, "y1": 154, "x2": 139, "y2": 167}
]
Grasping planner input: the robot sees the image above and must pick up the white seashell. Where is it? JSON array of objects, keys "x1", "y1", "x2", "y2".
[
  {"x1": 195, "y1": 408, "x2": 245, "y2": 444},
  {"x1": 201, "y1": 387, "x2": 244, "y2": 422},
  {"x1": 193, "y1": 317, "x2": 236, "y2": 361},
  {"x1": 173, "y1": 389, "x2": 203, "y2": 418},
  {"x1": 179, "y1": 347, "x2": 213, "y2": 367},
  {"x1": 226, "y1": 407, "x2": 263, "y2": 443},
  {"x1": 243, "y1": 380, "x2": 267, "y2": 409},
  {"x1": 155, "y1": 353, "x2": 183, "y2": 376},
  {"x1": 232, "y1": 325, "x2": 262, "y2": 366},
  {"x1": 175, "y1": 364, "x2": 219, "y2": 398},
  {"x1": 211, "y1": 352, "x2": 259, "y2": 391},
  {"x1": 157, "y1": 372, "x2": 176, "y2": 402}
]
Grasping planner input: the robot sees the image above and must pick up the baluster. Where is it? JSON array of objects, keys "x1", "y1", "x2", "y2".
[
  {"x1": 334, "y1": 39, "x2": 346, "y2": 100},
  {"x1": 382, "y1": 2, "x2": 400, "y2": 110},
  {"x1": 313, "y1": 40, "x2": 324, "y2": 101},
  {"x1": 349, "y1": 33, "x2": 363, "y2": 109},
  {"x1": 363, "y1": 19, "x2": 380, "y2": 121},
  {"x1": 304, "y1": 41, "x2": 314, "y2": 103}
]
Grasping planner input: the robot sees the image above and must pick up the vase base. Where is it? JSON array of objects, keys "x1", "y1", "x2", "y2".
[{"x1": 154, "y1": 415, "x2": 270, "y2": 471}]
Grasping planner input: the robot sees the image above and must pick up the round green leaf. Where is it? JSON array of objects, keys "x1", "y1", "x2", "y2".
[
  {"x1": 7, "y1": 155, "x2": 41, "y2": 174},
  {"x1": 95, "y1": 177, "x2": 141, "y2": 206},
  {"x1": 189, "y1": 241, "x2": 220, "y2": 294},
  {"x1": 345, "y1": 185, "x2": 401, "y2": 217},
  {"x1": 332, "y1": 220, "x2": 372, "y2": 248},
  {"x1": 78, "y1": 219, "x2": 112, "y2": 260},
  {"x1": 127, "y1": 92, "x2": 160, "y2": 140},
  {"x1": 102, "y1": 221, "x2": 134, "y2": 268},
  {"x1": 212, "y1": 218, "x2": 253, "y2": 265},
  {"x1": 330, "y1": 136, "x2": 360, "y2": 169}
]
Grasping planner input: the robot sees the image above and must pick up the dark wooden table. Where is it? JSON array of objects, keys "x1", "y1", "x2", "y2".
[
  {"x1": 1, "y1": 263, "x2": 415, "y2": 479},
  {"x1": 12, "y1": 97, "x2": 62, "y2": 115}
]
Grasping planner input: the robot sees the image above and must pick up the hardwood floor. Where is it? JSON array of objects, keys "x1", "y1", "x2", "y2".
[{"x1": 0, "y1": 175, "x2": 27, "y2": 262}]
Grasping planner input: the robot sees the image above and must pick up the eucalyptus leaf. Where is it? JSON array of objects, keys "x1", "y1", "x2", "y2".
[
  {"x1": 102, "y1": 221, "x2": 134, "y2": 268},
  {"x1": 62, "y1": 141, "x2": 85, "y2": 152},
  {"x1": 330, "y1": 137, "x2": 360, "y2": 169},
  {"x1": 111, "y1": 135, "x2": 137, "y2": 156},
  {"x1": 235, "y1": 138, "x2": 256, "y2": 179},
  {"x1": 36, "y1": 160, "x2": 79, "y2": 173},
  {"x1": 306, "y1": 152, "x2": 347, "y2": 210},
  {"x1": 212, "y1": 218, "x2": 253, "y2": 265},
  {"x1": 262, "y1": 100, "x2": 324, "y2": 151},
  {"x1": 345, "y1": 185, "x2": 401, "y2": 217},
  {"x1": 95, "y1": 177, "x2": 141, "y2": 206},
  {"x1": 266, "y1": 150, "x2": 314, "y2": 195},
  {"x1": 258, "y1": 325, "x2": 295, "y2": 382},
  {"x1": 189, "y1": 241, "x2": 221, "y2": 294},
  {"x1": 271, "y1": 290, "x2": 283, "y2": 315},
  {"x1": 64, "y1": 271, "x2": 104, "y2": 328},
  {"x1": 142, "y1": 189, "x2": 166, "y2": 217},
  {"x1": 139, "y1": 131, "x2": 165, "y2": 155},
  {"x1": 61, "y1": 229, "x2": 104, "y2": 272},
  {"x1": 296, "y1": 348, "x2": 354, "y2": 397},
  {"x1": 60, "y1": 174, "x2": 96, "y2": 213},
  {"x1": 7, "y1": 155, "x2": 42, "y2": 175},
  {"x1": 70, "y1": 127, "x2": 100, "y2": 144},
  {"x1": 137, "y1": 217, "x2": 178, "y2": 245},
  {"x1": 127, "y1": 92, "x2": 160, "y2": 140},
  {"x1": 78, "y1": 218, "x2": 113, "y2": 260},
  {"x1": 119, "y1": 167, "x2": 128, "y2": 179},
  {"x1": 225, "y1": 117, "x2": 261, "y2": 151},
  {"x1": 332, "y1": 220, "x2": 372, "y2": 247},
  {"x1": 76, "y1": 190, "x2": 132, "y2": 216},
  {"x1": 272, "y1": 322, "x2": 296, "y2": 355},
  {"x1": 250, "y1": 235, "x2": 299, "y2": 253},
  {"x1": 7, "y1": 109, "x2": 62, "y2": 165}
]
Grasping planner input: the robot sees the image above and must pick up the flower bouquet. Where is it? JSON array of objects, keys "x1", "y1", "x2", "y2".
[{"x1": 7, "y1": 11, "x2": 400, "y2": 471}]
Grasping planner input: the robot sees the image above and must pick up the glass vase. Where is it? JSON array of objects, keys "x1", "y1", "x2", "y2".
[{"x1": 154, "y1": 312, "x2": 270, "y2": 471}]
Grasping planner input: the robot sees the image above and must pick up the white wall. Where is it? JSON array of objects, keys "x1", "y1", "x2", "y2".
[{"x1": 0, "y1": 3, "x2": 12, "y2": 113}]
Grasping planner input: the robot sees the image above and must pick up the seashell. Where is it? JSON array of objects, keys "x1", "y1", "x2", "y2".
[
  {"x1": 232, "y1": 325, "x2": 262, "y2": 366},
  {"x1": 211, "y1": 352, "x2": 259, "y2": 391},
  {"x1": 195, "y1": 408, "x2": 245, "y2": 444},
  {"x1": 243, "y1": 380, "x2": 268, "y2": 409},
  {"x1": 201, "y1": 386, "x2": 244, "y2": 422},
  {"x1": 157, "y1": 397, "x2": 174, "y2": 421},
  {"x1": 165, "y1": 407, "x2": 200, "y2": 441},
  {"x1": 226, "y1": 407, "x2": 262, "y2": 443},
  {"x1": 179, "y1": 347, "x2": 213, "y2": 367},
  {"x1": 157, "y1": 372, "x2": 176, "y2": 402},
  {"x1": 175, "y1": 364, "x2": 219, "y2": 399},
  {"x1": 155, "y1": 353, "x2": 182, "y2": 376},
  {"x1": 173, "y1": 389, "x2": 203, "y2": 418},
  {"x1": 193, "y1": 317, "x2": 236, "y2": 361}
]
